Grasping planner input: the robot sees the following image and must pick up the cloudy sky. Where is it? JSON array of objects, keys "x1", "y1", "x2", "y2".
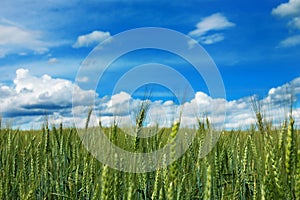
[{"x1": 0, "y1": 0, "x2": 299, "y2": 129}]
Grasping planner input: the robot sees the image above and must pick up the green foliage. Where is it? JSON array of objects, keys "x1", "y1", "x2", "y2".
[{"x1": 0, "y1": 116, "x2": 298, "y2": 199}]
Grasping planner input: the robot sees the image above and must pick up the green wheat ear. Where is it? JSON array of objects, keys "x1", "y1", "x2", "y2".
[
  {"x1": 85, "y1": 107, "x2": 93, "y2": 130},
  {"x1": 151, "y1": 169, "x2": 161, "y2": 200},
  {"x1": 296, "y1": 149, "x2": 300, "y2": 199},
  {"x1": 100, "y1": 165, "x2": 112, "y2": 200},
  {"x1": 134, "y1": 100, "x2": 150, "y2": 151},
  {"x1": 171, "y1": 120, "x2": 180, "y2": 139},
  {"x1": 204, "y1": 163, "x2": 211, "y2": 200},
  {"x1": 285, "y1": 117, "x2": 294, "y2": 176}
]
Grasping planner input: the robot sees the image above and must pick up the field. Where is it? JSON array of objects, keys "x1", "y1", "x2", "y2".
[{"x1": 0, "y1": 113, "x2": 299, "y2": 200}]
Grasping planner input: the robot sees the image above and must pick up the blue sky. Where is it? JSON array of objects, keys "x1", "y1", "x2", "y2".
[{"x1": 0, "y1": 0, "x2": 300, "y2": 129}]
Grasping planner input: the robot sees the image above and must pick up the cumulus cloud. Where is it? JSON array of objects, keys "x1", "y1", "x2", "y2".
[
  {"x1": 84, "y1": 77, "x2": 300, "y2": 129},
  {"x1": 188, "y1": 13, "x2": 235, "y2": 45},
  {"x1": 279, "y1": 34, "x2": 300, "y2": 47},
  {"x1": 272, "y1": 0, "x2": 300, "y2": 47},
  {"x1": 0, "y1": 68, "x2": 96, "y2": 120},
  {"x1": 272, "y1": 0, "x2": 300, "y2": 17},
  {"x1": 72, "y1": 30, "x2": 111, "y2": 48},
  {"x1": 0, "y1": 68, "x2": 299, "y2": 130},
  {"x1": 0, "y1": 18, "x2": 50, "y2": 57},
  {"x1": 264, "y1": 77, "x2": 300, "y2": 104}
]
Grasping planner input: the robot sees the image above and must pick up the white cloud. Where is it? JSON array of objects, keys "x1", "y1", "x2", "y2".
[
  {"x1": 272, "y1": 0, "x2": 300, "y2": 46},
  {"x1": 95, "y1": 77, "x2": 300, "y2": 129},
  {"x1": 0, "y1": 68, "x2": 96, "y2": 119},
  {"x1": 288, "y1": 17, "x2": 300, "y2": 29},
  {"x1": 272, "y1": 0, "x2": 300, "y2": 17},
  {"x1": 279, "y1": 34, "x2": 300, "y2": 47},
  {"x1": 189, "y1": 13, "x2": 235, "y2": 37},
  {"x1": 1, "y1": 68, "x2": 299, "y2": 130},
  {"x1": 188, "y1": 13, "x2": 235, "y2": 45},
  {"x1": 48, "y1": 58, "x2": 58, "y2": 63},
  {"x1": 0, "y1": 20, "x2": 50, "y2": 57},
  {"x1": 199, "y1": 33, "x2": 225, "y2": 45},
  {"x1": 72, "y1": 30, "x2": 111, "y2": 48}
]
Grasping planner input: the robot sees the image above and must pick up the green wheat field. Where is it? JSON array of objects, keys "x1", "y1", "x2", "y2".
[{"x1": 0, "y1": 109, "x2": 299, "y2": 200}]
